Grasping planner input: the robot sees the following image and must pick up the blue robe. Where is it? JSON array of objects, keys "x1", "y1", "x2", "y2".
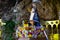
[{"x1": 33, "y1": 11, "x2": 41, "y2": 27}]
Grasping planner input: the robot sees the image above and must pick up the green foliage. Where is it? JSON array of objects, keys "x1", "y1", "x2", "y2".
[
  {"x1": 3, "y1": 20, "x2": 15, "y2": 40},
  {"x1": 5, "y1": 33, "x2": 14, "y2": 40},
  {"x1": 4, "y1": 20, "x2": 15, "y2": 33}
]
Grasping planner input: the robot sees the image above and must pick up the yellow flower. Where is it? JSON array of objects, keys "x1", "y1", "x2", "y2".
[
  {"x1": 18, "y1": 32, "x2": 22, "y2": 37},
  {"x1": 0, "y1": 30, "x2": 2, "y2": 37},
  {"x1": 53, "y1": 34, "x2": 59, "y2": 40},
  {"x1": 28, "y1": 34, "x2": 32, "y2": 37},
  {"x1": 41, "y1": 28, "x2": 44, "y2": 30}
]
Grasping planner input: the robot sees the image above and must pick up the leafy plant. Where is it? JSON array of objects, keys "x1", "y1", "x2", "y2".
[{"x1": 4, "y1": 20, "x2": 15, "y2": 40}]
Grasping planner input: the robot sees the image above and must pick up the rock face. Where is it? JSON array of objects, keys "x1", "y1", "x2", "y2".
[
  {"x1": 36, "y1": 0, "x2": 60, "y2": 20},
  {"x1": 17, "y1": 0, "x2": 60, "y2": 20},
  {"x1": 0, "y1": 0, "x2": 16, "y2": 14},
  {"x1": 0, "y1": 0, "x2": 60, "y2": 20},
  {"x1": 0, "y1": 0, "x2": 22, "y2": 18}
]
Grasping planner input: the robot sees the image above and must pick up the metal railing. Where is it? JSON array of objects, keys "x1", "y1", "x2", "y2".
[{"x1": 42, "y1": 20, "x2": 60, "y2": 40}]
